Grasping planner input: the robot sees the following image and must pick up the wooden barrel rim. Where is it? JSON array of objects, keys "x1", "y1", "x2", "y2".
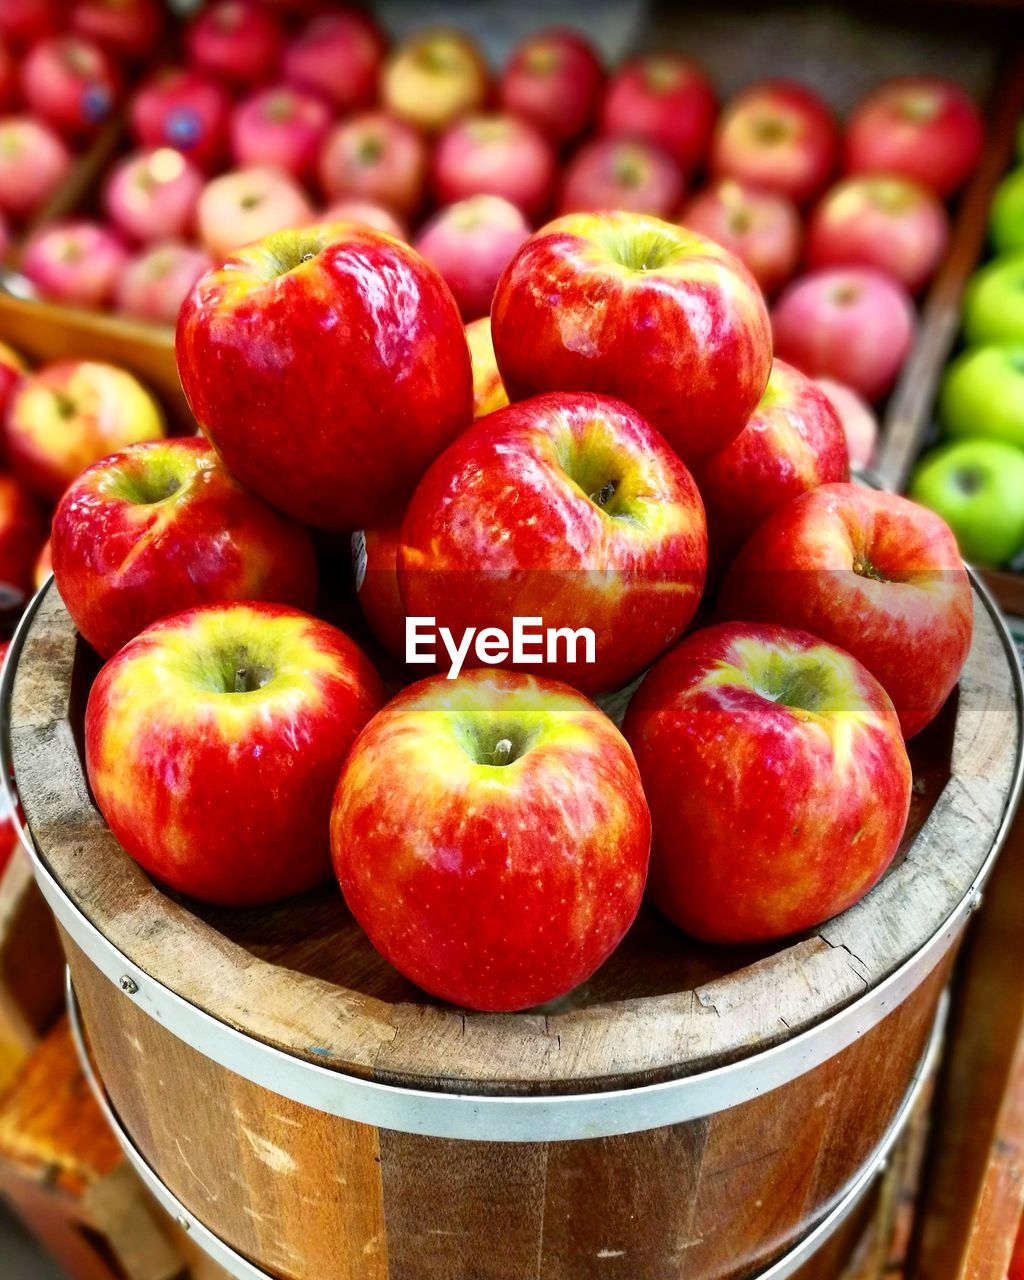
[{"x1": 5, "y1": 582, "x2": 1020, "y2": 1097}]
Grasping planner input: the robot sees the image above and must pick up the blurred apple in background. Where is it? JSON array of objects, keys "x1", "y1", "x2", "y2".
[
  {"x1": 962, "y1": 254, "x2": 1024, "y2": 345},
  {"x1": 432, "y1": 114, "x2": 556, "y2": 220},
  {"x1": 601, "y1": 52, "x2": 716, "y2": 174},
  {"x1": 284, "y1": 9, "x2": 385, "y2": 113},
  {"x1": 940, "y1": 343, "x2": 1024, "y2": 446},
  {"x1": 22, "y1": 220, "x2": 128, "y2": 308},
  {"x1": 104, "y1": 147, "x2": 203, "y2": 244},
  {"x1": 0, "y1": 473, "x2": 44, "y2": 609},
  {"x1": 0, "y1": 117, "x2": 70, "y2": 218},
  {"x1": 811, "y1": 376, "x2": 878, "y2": 470},
  {"x1": 711, "y1": 79, "x2": 838, "y2": 205},
  {"x1": 0, "y1": 342, "x2": 25, "y2": 423},
  {"x1": 382, "y1": 27, "x2": 488, "y2": 133},
  {"x1": 33, "y1": 537, "x2": 50, "y2": 589},
  {"x1": 0, "y1": 0, "x2": 61, "y2": 46},
  {"x1": 466, "y1": 315, "x2": 508, "y2": 418},
  {"x1": 186, "y1": 0, "x2": 281, "y2": 88},
  {"x1": 71, "y1": 0, "x2": 164, "y2": 61},
  {"x1": 559, "y1": 138, "x2": 685, "y2": 218},
  {"x1": 771, "y1": 267, "x2": 916, "y2": 402},
  {"x1": 131, "y1": 68, "x2": 231, "y2": 172},
  {"x1": 0, "y1": 41, "x2": 18, "y2": 110},
  {"x1": 681, "y1": 178, "x2": 802, "y2": 296},
  {"x1": 197, "y1": 166, "x2": 313, "y2": 262},
  {"x1": 806, "y1": 175, "x2": 949, "y2": 294},
  {"x1": 910, "y1": 438, "x2": 1024, "y2": 566},
  {"x1": 6, "y1": 359, "x2": 166, "y2": 502},
  {"x1": 321, "y1": 198, "x2": 406, "y2": 239},
  {"x1": 845, "y1": 76, "x2": 983, "y2": 198},
  {"x1": 116, "y1": 240, "x2": 212, "y2": 325},
  {"x1": 319, "y1": 112, "x2": 427, "y2": 219},
  {"x1": 22, "y1": 33, "x2": 121, "y2": 138},
  {"x1": 991, "y1": 166, "x2": 1024, "y2": 254},
  {"x1": 230, "y1": 85, "x2": 332, "y2": 181},
  {"x1": 415, "y1": 194, "x2": 530, "y2": 321},
  {"x1": 499, "y1": 27, "x2": 603, "y2": 147}
]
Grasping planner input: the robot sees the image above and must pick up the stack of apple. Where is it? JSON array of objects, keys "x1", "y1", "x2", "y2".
[
  {"x1": 910, "y1": 120, "x2": 1024, "y2": 568},
  {"x1": 48, "y1": 209, "x2": 975, "y2": 1014}
]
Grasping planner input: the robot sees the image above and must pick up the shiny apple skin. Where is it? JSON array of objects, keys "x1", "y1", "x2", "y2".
[
  {"x1": 695, "y1": 358, "x2": 849, "y2": 567},
  {"x1": 491, "y1": 211, "x2": 772, "y2": 466},
  {"x1": 177, "y1": 222, "x2": 473, "y2": 532},
  {"x1": 0, "y1": 473, "x2": 45, "y2": 608},
  {"x1": 624, "y1": 622, "x2": 911, "y2": 944},
  {"x1": 53, "y1": 437, "x2": 319, "y2": 658},
  {"x1": 600, "y1": 53, "x2": 716, "y2": 173},
  {"x1": 499, "y1": 27, "x2": 604, "y2": 146},
  {"x1": 466, "y1": 316, "x2": 508, "y2": 419},
  {"x1": 331, "y1": 667, "x2": 650, "y2": 1011},
  {"x1": 398, "y1": 392, "x2": 707, "y2": 694},
  {"x1": 87, "y1": 602, "x2": 385, "y2": 907},
  {"x1": 718, "y1": 483, "x2": 973, "y2": 738}
]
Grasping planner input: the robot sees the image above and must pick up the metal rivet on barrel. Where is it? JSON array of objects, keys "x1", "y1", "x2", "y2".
[
  {"x1": 176, "y1": 1215, "x2": 190, "y2": 1233},
  {"x1": 968, "y1": 888, "x2": 984, "y2": 913},
  {"x1": 118, "y1": 975, "x2": 139, "y2": 994}
]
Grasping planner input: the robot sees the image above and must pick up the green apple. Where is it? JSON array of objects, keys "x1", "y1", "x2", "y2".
[
  {"x1": 991, "y1": 167, "x2": 1024, "y2": 254},
  {"x1": 963, "y1": 253, "x2": 1024, "y2": 344},
  {"x1": 910, "y1": 439, "x2": 1024, "y2": 565},
  {"x1": 940, "y1": 343, "x2": 1024, "y2": 445}
]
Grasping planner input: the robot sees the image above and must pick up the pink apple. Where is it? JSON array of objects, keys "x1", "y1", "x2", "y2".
[
  {"x1": 104, "y1": 147, "x2": 203, "y2": 244},
  {"x1": 601, "y1": 53, "x2": 716, "y2": 174},
  {"x1": 845, "y1": 76, "x2": 984, "y2": 199},
  {"x1": 681, "y1": 178, "x2": 802, "y2": 297},
  {"x1": 0, "y1": 39, "x2": 18, "y2": 110},
  {"x1": 415, "y1": 194, "x2": 530, "y2": 321},
  {"x1": 21, "y1": 34, "x2": 121, "y2": 138},
  {"x1": 283, "y1": 9, "x2": 385, "y2": 113},
  {"x1": 560, "y1": 138, "x2": 685, "y2": 218},
  {"x1": 115, "y1": 241, "x2": 213, "y2": 326},
  {"x1": 711, "y1": 79, "x2": 839, "y2": 206},
  {"x1": 381, "y1": 27, "x2": 489, "y2": 134},
  {"x1": 0, "y1": 116, "x2": 70, "y2": 217},
  {"x1": 21, "y1": 221, "x2": 128, "y2": 309},
  {"x1": 812, "y1": 377, "x2": 878, "y2": 470},
  {"x1": 806, "y1": 175, "x2": 949, "y2": 294},
  {"x1": 499, "y1": 27, "x2": 603, "y2": 146},
  {"x1": 432, "y1": 114, "x2": 556, "y2": 220},
  {"x1": 186, "y1": 1, "x2": 281, "y2": 88},
  {"x1": 130, "y1": 68, "x2": 231, "y2": 172},
  {"x1": 318, "y1": 111, "x2": 427, "y2": 219},
  {"x1": 71, "y1": 0, "x2": 164, "y2": 60},
  {"x1": 771, "y1": 267, "x2": 916, "y2": 403},
  {"x1": 320, "y1": 199, "x2": 406, "y2": 240},
  {"x1": 0, "y1": 0, "x2": 61, "y2": 46},
  {"x1": 230, "y1": 85, "x2": 332, "y2": 182},
  {"x1": 197, "y1": 167, "x2": 313, "y2": 262}
]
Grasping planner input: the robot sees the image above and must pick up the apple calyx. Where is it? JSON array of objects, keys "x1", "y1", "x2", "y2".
[
  {"x1": 265, "y1": 93, "x2": 297, "y2": 124},
  {"x1": 750, "y1": 114, "x2": 791, "y2": 145},
  {"x1": 832, "y1": 283, "x2": 861, "y2": 307},
  {"x1": 954, "y1": 467, "x2": 985, "y2": 496},
  {"x1": 867, "y1": 177, "x2": 915, "y2": 213},
  {"x1": 524, "y1": 44, "x2": 560, "y2": 76},
  {"x1": 643, "y1": 57, "x2": 683, "y2": 94},
  {"x1": 356, "y1": 133, "x2": 384, "y2": 166},
  {"x1": 590, "y1": 478, "x2": 618, "y2": 508},
  {"x1": 899, "y1": 92, "x2": 941, "y2": 124},
  {"x1": 51, "y1": 389, "x2": 78, "y2": 419},
  {"x1": 416, "y1": 41, "x2": 462, "y2": 75},
  {"x1": 853, "y1": 555, "x2": 887, "y2": 582},
  {"x1": 600, "y1": 225, "x2": 682, "y2": 273}
]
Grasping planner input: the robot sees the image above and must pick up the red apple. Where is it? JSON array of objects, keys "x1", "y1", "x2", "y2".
[
  {"x1": 499, "y1": 27, "x2": 603, "y2": 147},
  {"x1": 331, "y1": 666, "x2": 650, "y2": 1011},
  {"x1": 283, "y1": 9, "x2": 384, "y2": 113},
  {"x1": 845, "y1": 76, "x2": 984, "y2": 199},
  {"x1": 177, "y1": 221, "x2": 473, "y2": 530},
  {"x1": 466, "y1": 315, "x2": 508, "y2": 418},
  {"x1": 71, "y1": 0, "x2": 164, "y2": 60},
  {"x1": 130, "y1": 68, "x2": 231, "y2": 172},
  {"x1": 87, "y1": 601, "x2": 385, "y2": 906},
  {"x1": 115, "y1": 240, "x2": 213, "y2": 327},
  {"x1": 0, "y1": 340, "x2": 25, "y2": 425},
  {"x1": 352, "y1": 524, "x2": 403, "y2": 657},
  {"x1": 681, "y1": 178, "x2": 802, "y2": 297},
  {"x1": 0, "y1": 0, "x2": 60, "y2": 46},
  {"x1": 21, "y1": 34, "x2": 121, "y2": 138},
  {"x1": 398, "y1": 391, "x2": 707, "y2": 694},
  {"x1": 21, "y1": 221, "x2": 128, "y2": 309},
  {"x1": 6, "y1": 359, "x2": 166, "y2": 502},
  {"x1": 771, "y1": 267, "x2": 916, "y2": 403},
  {"x1": 318, "y1": 111, "x2": 427, "y2": 218},
  {"x1": 806, "y1": 175, "x2": 949, "y2": 294},
  {"x1": 53, "y1": 437, "x2": 319, "y2": 658},
  {"x1": 0, "y1": 472, "x2": 44, "y2": 608},
  {"x1": 559, "y1": 138, "x2": 685, "y2": 219},
  {"x1": 186, "y1": 0, "x2": 281, "y2": 88},
  {"x1": 320, "y1": 198, "x2": 406, "y2": 239},
  {"x1": 0, "y1": 40, "x2": 18, "y2": 110},
  {"x1": 694, "y1": 358, "x2": 849, "y2": 566},
  {"x1": 381, "y1": 27, "x2": 489, "y2": 134},
  {"x1": 0, "y1": 116, "x2": 70, "y2": 217},
  {"x1": 196, "y1": 167, "x2": 313, "y2": 262},
  {"x1": 624, "y1": 622, "x2": 911, "y2": 943},
  {"x1": 601, "y1": 53, "x2": 716, "y2": 174},
  {"x1": 414, "y1": 194, "x2": 530, "y2": 321},
  {"x1": 230, "y1": 85, "x2": 332, "y2": 182},
  {"x1": 432, "y1": 114, "x2": 556, "y2": 220},
  {"x1": 812, "y1": 376, "x2": 878, "y2": 470},
  {"x1": 492, "y1": 211, "x2": 772, "y2": 465},
  {"x1": 104, "y1": 147, "x2": 203, "y2": 244},
  {"x1": 719, "y1": 483, "x2": 973, "y2": 738},
  {"x1": 711, "y1": 79, "x2": 839, "y2": 206}
]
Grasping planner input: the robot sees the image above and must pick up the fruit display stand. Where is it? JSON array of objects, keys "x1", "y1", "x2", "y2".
[{"x1": 0, "y1": 573, "x2": 1018, "y2": 1280}]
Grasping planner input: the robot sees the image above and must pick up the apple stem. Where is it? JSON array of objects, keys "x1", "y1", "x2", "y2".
[
  {"x1": 492, "y1": 738, "x2": 514, "y2": 766},
  {"x1": 590, "y1": 480, "x2": 617, "y2": 507}
]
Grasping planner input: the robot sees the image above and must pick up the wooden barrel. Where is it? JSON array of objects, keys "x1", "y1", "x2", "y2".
[{"x1": 3, "y1": 580, "x2": 1021, "y2": 1280}]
